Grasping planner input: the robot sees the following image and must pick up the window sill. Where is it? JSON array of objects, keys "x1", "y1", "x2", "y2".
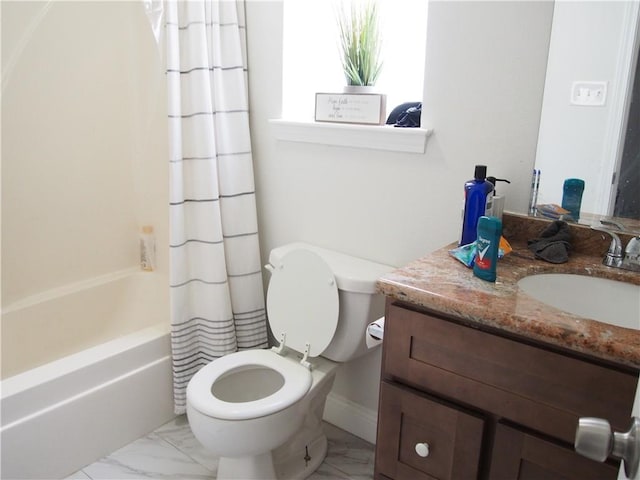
[{"x1": 269, "y1": 119, "x2": 432, "y2": 154}]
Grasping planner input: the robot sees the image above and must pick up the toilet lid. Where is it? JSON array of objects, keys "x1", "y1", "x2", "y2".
[{"x1": 267, "y1": 249, "x2": 339, "y2": 357}]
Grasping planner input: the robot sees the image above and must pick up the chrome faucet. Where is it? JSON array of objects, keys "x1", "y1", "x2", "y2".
[
  {"x1": 592, "y1": 226, "x2": 623, "y2": 268},
  {"x1": 592, "y1": 226, "x2": 640, "y2": 272},
  {"x1": 623, "y1": 236, "x2": 640, "y2": 272}
]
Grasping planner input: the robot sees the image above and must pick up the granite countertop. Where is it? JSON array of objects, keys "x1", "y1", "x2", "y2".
[{"x1": 377, "y1": 218, "x2": 640, "y2": 370}]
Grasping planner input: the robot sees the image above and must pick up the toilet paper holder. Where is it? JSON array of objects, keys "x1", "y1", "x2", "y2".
[{"x1": 366, "y1": 317, "x2": 385, "y2": 348}]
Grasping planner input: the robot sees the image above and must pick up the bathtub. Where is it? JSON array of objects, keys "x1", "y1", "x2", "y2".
[{"x1": 0, "y1": 270, "x2": 175, "y2": 479}]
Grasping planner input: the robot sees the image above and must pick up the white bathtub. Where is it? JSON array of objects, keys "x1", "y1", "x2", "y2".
[{"x1": 0, "y1": 270, "x2": 175, "y2": 479}]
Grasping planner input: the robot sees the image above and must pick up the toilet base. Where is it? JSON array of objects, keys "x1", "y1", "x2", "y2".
[
  {"x1": 215, "y1": 432, "x2": 327, "y2": 480},
  {"x1": 272, "y1": 359, "x2": 336, "y2": 479},
  {"x1": 217, "y1": 452, "x2": 277, "y2": 480},
  {"x1": 274, "y1": 433, "x2": 327, "y2": 480}
]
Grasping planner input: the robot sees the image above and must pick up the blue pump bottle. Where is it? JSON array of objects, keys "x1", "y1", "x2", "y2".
[
  {"x1": 473, "y1": 216, "x2": 502, "y2": 282},
  {"x1": 460, "y1": 165, "x2": 494, "y2": 245}
]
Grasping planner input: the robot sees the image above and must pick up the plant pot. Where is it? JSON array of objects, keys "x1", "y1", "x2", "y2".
[{"x1": 343, "y1": 85, "x2": 377, "y2": 94}]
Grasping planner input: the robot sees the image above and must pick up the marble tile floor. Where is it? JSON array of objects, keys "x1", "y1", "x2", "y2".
[{"x1": 65, "y1": 415, "x2": 375, "y2": 480}]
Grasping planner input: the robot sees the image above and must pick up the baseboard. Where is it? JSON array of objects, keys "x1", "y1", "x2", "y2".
[{"x1": 323, "y1": 392, "x2": 378, "y2": 445}]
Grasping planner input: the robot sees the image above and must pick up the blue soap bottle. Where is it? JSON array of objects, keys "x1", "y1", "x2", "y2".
[
  {"x1": 473, "y1": 216, "x2": 502, "y2": 282},
  {"x1": 460, "y1": 165, "x2": 494, "y2": 245}
]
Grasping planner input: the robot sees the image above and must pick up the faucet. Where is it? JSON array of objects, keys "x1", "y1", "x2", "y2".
[
  {"x1": 623, "y1": 236, "x2": 640, "y2": 272},
  {"x1": 592, "y1": 226, "x2": 640, "y2": 271},
  {"x1": 592, "y1": 226, "x2": 623, "y2": 267}
]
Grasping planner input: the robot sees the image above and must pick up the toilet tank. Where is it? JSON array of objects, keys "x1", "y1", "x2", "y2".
[{"x1": 268, "y1": 242, "x2": 394, "y2": 362}]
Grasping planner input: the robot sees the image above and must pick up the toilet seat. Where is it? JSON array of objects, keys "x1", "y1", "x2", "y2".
[{"x1": 187, "y1": 349, "x2": 312, "y2": 420}]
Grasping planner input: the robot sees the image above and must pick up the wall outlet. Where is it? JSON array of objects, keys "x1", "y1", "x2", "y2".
[{"x1": 570, "y1": 81, "x2": 607, "y2": 106}]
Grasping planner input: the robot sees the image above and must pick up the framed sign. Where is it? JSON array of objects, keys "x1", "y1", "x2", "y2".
[{"x1": 315, "y1": 93, "x2": 386, "y2": 125}]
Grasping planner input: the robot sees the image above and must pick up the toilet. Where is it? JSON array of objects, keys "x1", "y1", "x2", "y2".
[{"x1": 186, "y1": 242, "x2": 391, "y2": 480}]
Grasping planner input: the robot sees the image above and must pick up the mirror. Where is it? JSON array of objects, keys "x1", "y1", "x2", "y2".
[{"x1": 529, "y1": 1, "x2": 640, "y2": 232}]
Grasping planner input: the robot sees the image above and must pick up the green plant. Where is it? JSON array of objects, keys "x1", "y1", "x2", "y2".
[{"x1": 337, "y1": 1, "x2": 382, "y2": 86}]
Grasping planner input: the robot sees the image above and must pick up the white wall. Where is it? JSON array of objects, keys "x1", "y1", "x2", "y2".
[
  {"x1": 1, "y1": 1, "x2": 169, "y2": 307},
  {"x1": 246, "y1": 1, "x2": 553, "y2": 441},
  {"x1": 535, "y1": 1, "x2": 633, "y2": 215}
]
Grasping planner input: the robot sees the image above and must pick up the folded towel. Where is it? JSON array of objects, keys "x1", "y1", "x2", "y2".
[{"x1": 527, "y1": 220, "x2": 572, "y2": 263}]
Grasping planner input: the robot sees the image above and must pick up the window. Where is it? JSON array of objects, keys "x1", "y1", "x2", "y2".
[{"x1": 282, "y1": 0, "x2": 428, "y2": 121}]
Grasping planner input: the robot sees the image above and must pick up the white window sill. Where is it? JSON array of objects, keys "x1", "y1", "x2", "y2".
[{"x1": 269, "y1": 119, "x2": 432, "y2": 154}]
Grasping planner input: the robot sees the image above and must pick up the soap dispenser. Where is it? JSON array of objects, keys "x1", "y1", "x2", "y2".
[{"x1": 486, "y1": 176, "x2": 511, "y2": 220}]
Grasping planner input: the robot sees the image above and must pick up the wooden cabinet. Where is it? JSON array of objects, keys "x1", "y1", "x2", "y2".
[
  {"x1": 490, "y1": 423, "x2": 617, "y2": 479},
  {"x1": 376, "y1": 382, "x2": 484, "y2": 479},
  {"x1": 374, "y1": 301, "x2": 639, "y2": 480}
]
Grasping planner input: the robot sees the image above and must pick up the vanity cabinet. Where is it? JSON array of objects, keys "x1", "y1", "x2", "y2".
[{"x1": 374, "y1": 301, "x2": 639, "y2": 480}]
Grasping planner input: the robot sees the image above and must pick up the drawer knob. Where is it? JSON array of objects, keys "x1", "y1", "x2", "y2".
[{"x1": 415, "y1": 442, "x2": 430, "y2": 458}]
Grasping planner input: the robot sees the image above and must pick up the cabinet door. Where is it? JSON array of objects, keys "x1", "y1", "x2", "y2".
[
  {"x1": 375, "y1": 382, "x2": 484, "y2": 480},
  {"x1": 489, "y1": 423, "x2": 619, "y2": 480}
]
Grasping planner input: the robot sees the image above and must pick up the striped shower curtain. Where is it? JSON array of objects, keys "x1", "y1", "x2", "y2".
[{"x1": 165, "y1": 0, "x2": 268, "y2": 413}]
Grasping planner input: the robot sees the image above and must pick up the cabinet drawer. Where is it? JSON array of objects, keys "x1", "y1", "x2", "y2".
[
  {"x1": 489, "y1": 422, "x2": 618, "y2": 479},
  {"x1": 375, "y1": 382, "x2": 484, "y2": 480},
  {"x1": 384, "y1": 302, "x2": 637, "y2": 444}
]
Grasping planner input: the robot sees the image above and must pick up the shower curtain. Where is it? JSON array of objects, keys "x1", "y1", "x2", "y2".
[{"x1": 165, "y1": 0, "x2": 268, "y2": 413}]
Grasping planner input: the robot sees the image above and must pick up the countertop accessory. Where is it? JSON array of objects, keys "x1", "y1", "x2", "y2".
[
  {"x1": 487, "y1": 176, "x2": 511, "y2": 220},
  {"x1": 473, "y1": 216, "x2": 502, "y2": 282},
  {"x1": 460, "y1": 165, "x2": 494, "y2": 246},
  {"x1": 528, "y1": 169, "x2": 540, "y2": 215},
  {"x1": 593, "y1": 226, "x2": 640, "y2": 272},
  {"x1": 527, "y1": 220, "x2": 572, "y2": 263},
  {"x1": 623, "y1": 236, "x2": 640, "y2": 271},
  {"x1": 562, "y1": 178, "x2": 585, "y2": 222},
  {"x1": 536, "y1": 203, "x2": 571, "y2": 220},
  {"x1": 592, "y1": 226, "x2": 623, "y2": 268}
]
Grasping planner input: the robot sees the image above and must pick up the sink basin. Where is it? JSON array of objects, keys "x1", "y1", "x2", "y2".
[{"x1": 517, "y1": 274, "x2": 640, "y2": 330}]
